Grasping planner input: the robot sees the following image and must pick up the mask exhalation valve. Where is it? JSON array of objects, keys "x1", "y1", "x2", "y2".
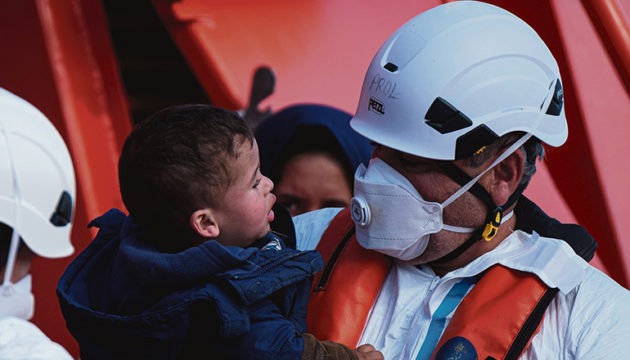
[{"x1": 351, "y1": 196, "x2": 371, "y2": 227}]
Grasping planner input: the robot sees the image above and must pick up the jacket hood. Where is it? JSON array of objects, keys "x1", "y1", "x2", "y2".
[{"x1": 255, "y1": 103, "x2": 373, "y2": 184}]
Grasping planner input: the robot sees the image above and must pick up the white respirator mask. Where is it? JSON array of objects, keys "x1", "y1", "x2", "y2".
[
  {"x1": 0, "y1": 227, "x2": 35, "y2": 321},
  {"x1": 350, "y1": 158, "x2": 476, "y2": 261},
  {"x1": 350, "y1": 134, "x2": 525, "y2": 261},
  {"x1": 0, "y1": 274, "x2": 34, "y2": 320}
]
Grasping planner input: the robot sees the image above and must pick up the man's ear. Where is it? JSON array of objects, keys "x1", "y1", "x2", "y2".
[
  {"x1": 190, "y1": 209, "x2": 220, "y2": 238},
  {"x1": 490, "y1": 149, "x2": 525, "y2": 206}
]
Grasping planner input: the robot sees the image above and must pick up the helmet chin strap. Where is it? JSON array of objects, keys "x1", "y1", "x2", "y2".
[
  {"x1": 2, "y1": 228, "x2": 20, "y2": 286},
  {"x1": 1, "y1": 125, "x2": 22, "y2": 286},
  {"x1": 429, "y1": 133, "x2": 532, "y2": 264}
]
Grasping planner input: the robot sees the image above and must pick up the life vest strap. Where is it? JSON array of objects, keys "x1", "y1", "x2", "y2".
[
  {"x1": 432, "y1": 265, "x2": 552, "y2": 360},
  {"x1": 306, "y1": 208, "x2": 391, "y2": 347},
  {"x1": 307, "y1": 208, "x2": 554, "y2": 358}
]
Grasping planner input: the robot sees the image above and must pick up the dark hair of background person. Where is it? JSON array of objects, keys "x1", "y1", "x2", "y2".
[{"x1": 255, "y1": 103, "x2": 373, "y2": 191}]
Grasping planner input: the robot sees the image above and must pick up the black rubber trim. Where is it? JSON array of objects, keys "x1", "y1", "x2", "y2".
[
  {"x1": 505, "y1": 287, "x2": 559, "y2": 359},
  {"x1": 313, "y1": 225, "x2": 356, "y2": 291}
]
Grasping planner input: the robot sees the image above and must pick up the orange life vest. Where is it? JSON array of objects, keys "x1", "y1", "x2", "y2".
[{"x1": 307, "y1": 208, "x2": 557, "y2": 360}]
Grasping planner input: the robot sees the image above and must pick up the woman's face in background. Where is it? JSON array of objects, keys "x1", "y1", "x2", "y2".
[{"x1": 275, "y1": 151, "x2": 352, "y2": 216}]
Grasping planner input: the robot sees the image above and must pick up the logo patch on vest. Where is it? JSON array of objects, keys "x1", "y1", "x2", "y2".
[{"x1": 434, "y1": 336, "x2": 478, "y2": 360}]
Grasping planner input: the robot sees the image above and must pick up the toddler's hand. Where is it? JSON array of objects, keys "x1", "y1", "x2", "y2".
[{"x1": 353, "y1": 344, "x2": 384, "y2": 360}]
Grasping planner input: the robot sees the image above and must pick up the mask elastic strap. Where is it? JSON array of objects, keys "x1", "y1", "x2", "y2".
[
  {"x1": 441, "y1": 133, "x2": 533, "y2": 209},
  {"x1": 442, "y1": 224, "x2": 475, "y2": 233},
  {"x1": 430, "y1": 134, "x2": 532, "y2": 264},
  {"x1": 442, "y1": 210, "x2": 513, "y2": 234},
  {"x1": 430, "y1": 210, "x2": 515, "y2": 266}
]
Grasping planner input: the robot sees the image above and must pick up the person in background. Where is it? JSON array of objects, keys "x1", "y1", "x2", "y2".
[
  {"x1": 255, "y1": 104, "x2": 373, "y2": 216},
  {"x1": 0, "y1": 88, "x2": 75, "y2": 359},
  {"x1": 57, "y1": 104, "x2": 382, "y2": 360},
  {"x1": 294, "y1": 2, "x2": 630, "y2": 359}
]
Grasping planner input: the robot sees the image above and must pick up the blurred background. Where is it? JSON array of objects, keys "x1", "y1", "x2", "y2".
[{"x1": 1, "y1": 0, "x2": 629, "y2": 357}]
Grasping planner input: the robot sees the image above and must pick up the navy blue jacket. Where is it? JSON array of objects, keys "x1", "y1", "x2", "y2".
[{"x1": 57, "y1": 209, "x2": 323, "y2": 360}]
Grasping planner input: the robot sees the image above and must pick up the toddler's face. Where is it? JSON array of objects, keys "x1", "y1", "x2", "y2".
[{"x1": 212, "y1": 139, "x2": 276, "y2": 247}]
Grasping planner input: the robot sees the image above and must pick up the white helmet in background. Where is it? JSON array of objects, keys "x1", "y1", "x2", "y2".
[
  {"x1": 350, "y1": 1, "x2": 567, "y2": 160},
  {"x1": 0, "y1": 88, "x2": 76, "y2": 259}
]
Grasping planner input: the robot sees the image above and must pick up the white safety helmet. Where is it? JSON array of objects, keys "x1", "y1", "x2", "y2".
[
  {"x1": 350, "y1": 1, "x2": 567, "y2": 160},
  {"x1": 0, "y1": 88, "x2": 75, "y2": 258}
]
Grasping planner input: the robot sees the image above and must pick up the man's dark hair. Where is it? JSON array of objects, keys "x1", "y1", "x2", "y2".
[
  {"x1": 118, "y1": 104, "x2": 253, "y2": 242},
  {"x1": 464, "y1": 132, "x2": 544, "y2": 190}
]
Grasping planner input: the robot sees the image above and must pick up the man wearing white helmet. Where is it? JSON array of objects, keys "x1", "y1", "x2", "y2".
[
  {"x1": 0, "y1": 88, "x2": 75, "y2": 359},
  {"x1": 294, "y1": 2, "x2": 630, "y2": 359}
]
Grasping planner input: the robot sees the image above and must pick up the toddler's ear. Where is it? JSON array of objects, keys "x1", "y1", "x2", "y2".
[{"x1": 190, "y1": 209, "x2": 220, "y2": 238}]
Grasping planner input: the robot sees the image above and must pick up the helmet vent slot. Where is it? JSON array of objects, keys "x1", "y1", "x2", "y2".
[
  {"x1": 384, "y1": 62, "x2": 398, "y2": 72},
  {"x1": 50, "y1": 191, "x2": 73, "y2": 227},
  {"x1": 425, "y1": 97, "x2": 472, "y2": 134},
  {"x1": 545, "y1": 80, "x2": 564, "y2": 116}
]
